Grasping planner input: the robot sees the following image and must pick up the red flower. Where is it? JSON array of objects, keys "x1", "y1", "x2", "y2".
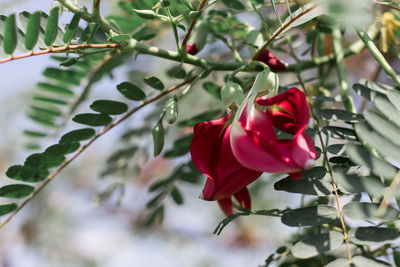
[
  {"x1": 186, "y1": 44, "x2": 199, "y2": 55},
  {"x1": 190, "y1": 114, "x2": 262, "y2": 216},
  {"x1": 230, "y1": 88, "x2": 317, "y2": 178},
  {"x1": 255, "y1": 49, "x2": 286, "y2": 71}
]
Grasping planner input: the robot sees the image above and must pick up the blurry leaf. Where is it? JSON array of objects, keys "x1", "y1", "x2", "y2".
[
  {"x1": 325, "y1": 258, "x2": 349, "y2": 267},
  {"x1": 166, "y1": 65, "x2": 186, "y2": 79},
  {"x1": 0, "y1": 203, "x2": 17, "y2": 216},
  {"x1": 386, "y1": 90, "x2": 400, "y2": 112},
  {"x1": 110, "y1": 34, "x2": 131, "y2": 43},
  {"x1": 33, "y1": 96, "x2": 68, "y2": 105},
  {"x1": 90, "y1": 100, "x2": 128, "y2": 115},
  {"x1": 292, "y1": 231, "x2": 344, "y2": 259},
  {"x1": 44, "y1": 7, "x2": 59, "y2": 46},
  {"x1": 23, "y1": 130, "x2": 47, "y2": 138},
  {"x1": 221, "y1": 0, "x2": 245, "y2": 10},
  {"x1": 374, "y1": 96, "x2": 400, "y2": 128},
  {"x1": 353, "y1": 256, "x2": 391, "y2": 267},
  {"x1": 348, "y1": 227, "x2": 400, "y2": 246},
  {"x1": 316, "y1": 109, "x2": 363, "y2": 123},
  {"x1": 274, "y1": 177, "x2": 332, "y2": 196},
  {"x1": 343, "y1": 202, "x2": 399, "y2": 221},
  {"x1": 24, "y1": 11, "x2": 41, "y2": 50},
  {"x1": 178, "y1": 109, "x2": 222, "y2": 127},
  {"x1": 117, "y1": 82, "x2": 146, "y2": 101},
  {"x1": 203, "y1": 82, "x2": 222, "y2": 100},
  {"x1": 4, "y1": 14, "x2": 17, "y2": 54},
  {"x1": 60, "y1": 57, "x2": 78, "y2": 67},
  {"x1": 345, "y1": 143, "x2": 397, "y2": 181},
  {"x1": 144, "y1": 76, "x2": 164, "y2": 90},
  {"x1": 0, "y1": 184, "x2": 34, "y2": 198},
  {"x1": 37, "y1": 82, "x2": 74, "y2": 96},
  {"x1": 72, "y1": 113, "x2": 112, "y2": 126},
  {"x1": 171, "y1": 187, "x2": 184, "y2": 205},
  {"x1": 365, "y1": 109, "x2": 400, "y2": 147},
  {"x1": 94, "y1": 182, "x2": 125, "y2": 206},
  {"x1": 164, "y1": 134, "x2": 192, "y2": 158},
  {"x1": 59, "y1": 128, "x2": 95, "y2": 143},
  {"x1": 6, "y1": 165, "x2": 49, "y2": 183},
  {"x1": 106, "y1": 146, "x2": 138, "y2": 163},
  {"x1": 281, "y1": 205, "x2": 337, "y2": 227},
  {"x1": 43, "y1": 68, "x2": 85, "y2": 85},
  {"x1": 80, "y1": 23, "x2": 97, "y2": 43},
  {"x1": 322, "y1": 126, "x2": 357, "y2": 141},
  {"x1": 334, "y1": 172, "x2": 384, "y2": 198},
  {"x1": 152, "y1": 120, "x2": 165, "y2": 156},
  {"x1": 145, "y1": 205, "x2": 164, "y2": 226},
  {"x1": 24, "y1": 153, "x2": 65, "y2": 169}
]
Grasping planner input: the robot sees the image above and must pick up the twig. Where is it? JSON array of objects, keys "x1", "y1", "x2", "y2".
[
  {"x1": 0, "y1": 76, "x2": 197, "y2": 229},
  {"x1": 0, "y1": 44, "x2": 121, "y2": 64},
  {"x1": 377, "y1": 171, "x2": 400, "y2": 216},
  {"x1": 180, "y1": 0, "x2": 209, "y2": 52},
  {"x1": 251, "y1": 5, "x2": 317, "y2": 61},
  {"x1": 373, "y1": 0, "x2": 400, "y2": 11}
]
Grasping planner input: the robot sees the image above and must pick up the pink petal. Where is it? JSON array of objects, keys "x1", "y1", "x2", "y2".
[
  {"x1": 255, "y1": 49, "x2": 286, "y2": 71},
  {"x1": 186, "y1": 44, "x2": 199, "y2": 55},
  {"x1": 233, "y1": 187, "x2": 251, "y2": 210},
  {"x1": 290, "y1": 132, "x2": 317, "y2": 169},
  {"x1": 217, "y1": 197, "x2": 233, "y2": 216}
]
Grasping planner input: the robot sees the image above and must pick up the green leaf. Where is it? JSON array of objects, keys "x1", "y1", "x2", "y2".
[
  {"x1": 353, "y1": 80, "x2": 391, "y2": 102},
  {"x1": 23, "y1": 130, "x2": 47, "y2": 138},
  {"x1": 301, "y1": 166, "x2": 327, "y2": 179},
  {"x1": 334, "y1": 172, "x2": 384, "y2": 198},
  {"x1": 43, "y1": 68, "x2": 85, "y2": 86},
  {"x1": 24, "y1": 153, "x2": 65, "y2": 169},
  {"x1": 59, "y1": 128, "x2": 95, "y2": 143},
  {"x1": 30, "y1": 106, "x2": 61, "y2": 117},
  {"x1": 72, "y1": 113, "x2": 112, "y2": 126},
  {"x1": 63, "y1": 11, "x2": 82, "y2": 43},
  {"x1": 106, "y1": 146, "x2": 138, "y2": 163},
  {"x1": 152, "y1": 120, "x2": 165, "y2": 156},
  {"x1": 0, "y1": 184, "x2": 34, "y2": 198},
  {"x1": 355, "y1": 122, "x2": 400, "y2": 162},
  {"x1": 171, "y1": 187, "x2": 184, "y2": 205},
  {"x1": 37, "y1": 82, "x2": 74, "y2": 96},
  {"x1": 90, "y1": 100, "x2": 128, "y2": 115},
  {"x1": 221, "y1": 0, "x2": 245, "y2": 10},
  {"x1": 345, "y1": 143, "x2": 397, "y2": 180},
  {"x1": 144, "y1": 76, "x2": 164, "y2": 90},
  {"x1": 274, "y1": 177, "x2": 332, "y2": 196},
  {"x1": 28, "y1": 114, "x2": 55, "y2": 127},
  {"x1": 327, "y1": 144, "x2": 345, "y2": 155},
  {"x1": 6, "y1": 165, "x2": 49, "y2": 183},
  {"x1": 33, "y1": 96, "x2": 68, "y2": 105},
  {"x1": 178, "y1": 109, "x2": 222, "y2": 127},
  {"x1": 24, "y1": 11, "x2": 41, "y2": 50},
  {"x1": 3, "y1": 14, "x2": 17, "y2": 54},
  {"x1": 44, "y1": 142, "x2": 80, "y2": 156},
  {"x1": 316, "y1": 109, "x2": 363, "y2": 123},
  {"x1": 325, "y1": 258, "x2": 349, "y2": 267},
  {"x1": 352, "y1": 256, "x2": 391, "y2": 267},
  {"x1": 322, "y1": 126, "x2": 357, "y2": 141},
  {"x1": 292, "y1": 231, "x2": 344, "y2": 259},
  {"x1": 374, "y1": 96, "x2": 400, "y2": 128},
  {"x1": 366, "y1": 110, "x2": 400, "y2": 148},
  {"x1": 164, "y1": 134, "x2": 193, "y2": 158},
  {"x1": 281, "y1": 205, "x2": 337, "y2": 227},
  {"x1": 348, "y1": 227, "x2": 400, "y2": 246},
  {"x1": 165, "y1": 97, "x2": 178, "y2": 124},
  {"x1": 343, "y1": 202, "x2": 399, "y2": 221},
  {"x1": 203, "y1": 82, "x2": 222, "y2": 100},
  {"x1": 110, "y1": 34, "x2": 131, "y2": 43},
  {"x1": 166, "y1": 65, "x2": 186, "y2": 79},
  {"x1": 116, "y1": 82, "x2": 146, "y2": 101},
  {"x1": 0, "y1": 203, "x2": 17, "y2": 216},
  {"x1": 44, "y1": 7, "x2": 59, "y2": 46},
  {"x1": 80, "y1": 23, "x2": 98, "y2": 43},
  {"x1": 386, "y1": 90, "x2": 400, "y2": 112}
]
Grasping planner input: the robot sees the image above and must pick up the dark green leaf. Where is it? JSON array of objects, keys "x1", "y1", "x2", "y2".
[
  {"x1": 152, "y1": 120, "x2": 165, "y2": 156},
  {"x1": 353, "y1": 80, "x2": 388, "y2": 102},
  {"x1": 4, "y1": 14, "x2": 17, "y2": 54},
  {"x1": 44, "y1": 142, "x2": 80, "y2": 156},
  {"x1": 316, "y1": 109, "x2": 363, "y2": 123},
  {"x1": 164, "y1": 134, "x2": 193, "y2": 158},
  {"x1": 23, "y1": 130, "x2": 47, "y2": 138},
  {"x1": 144, "y1": 76, "x2": 164, "y2": 90},
  {"x1": 0, "y1": 184, "x2": 34, "y2": 198},
  {"x1": 301, "y1": 166, "x2": 327, "y2": 179},
  {"x1": 6, "y1": 165, "x2": 49, "y2": 183},
  {"x1": 348, "y1": 227, "x2": 400, "y2": 246},
  {"x1": 24, "y1": 153, "x2": 65, "y2": 169},
  {"x1": 110, "y1": 34, "x2": 131, "y2": 42},
  {"x1": 72, "y1": 113, "x2": 112, "y2": 126},
  {"x1": 0, "y1": 203, "x2": 17, "y2": 216},
  {"x1": 166, "y1": 65, "x2": 186, "y2": 79},
  {"x1": 59, "y1": 128, "x2": 95, "y2": 143},
  {"x1": 274, "y1": 177, "x2": 332, "y2": 196},
  {"x1": 221, "y1": 0, "x2": 245, "y2": 10},
  {"x1": 33, "y1": 96, "x2": 68, "y2": 105},
  {"x1": 281, "y1": 205, "x2": 337, "y2": 227},
  {"x1": 37, "y1": 82, "x2": 74, "y2": 96},
  {"x1": 90, "y1": 100, "x2": 128, "y2": 115},
  {"x1": 334, "y1": 172, "x2": 384, "y2": 198},
  {"x1": 171, "y1": 187, "x2": 184, "y2": 205},
  {"x1": 60, "y1": 58, "x2": 78, "y2": 67},
  {"x1": 203, "y1": 82, "x2": 222, "y2": 100},
  {"x1": 43, "y1": 68, "x2": 85, "y2": 85},
  {"x1": 292, "y1": 231, "x2": 344, "y2": 259},
  {"x1": 80, "y1": 23, "x2": 98, "y2": 43},
  {"x1": 343, "y1": 202, "x2": 399, "y2": 221},
  {"x1": 106, "y1": 146, "x2": 138, "y2": 163},
  {"x1": 116, "y1": 82, "x2": 146, "y2": 101},
  {"x1": 327, "y1": 144, "x2": 345, "y2": 155},
  {"x1": 44, "y1": 7, "x2": 59, "y2": 46},
  {"x1": 322, "y1": 126, "x2": 357, "y2": 141}
]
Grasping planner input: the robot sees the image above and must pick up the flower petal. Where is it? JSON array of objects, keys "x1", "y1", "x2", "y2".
[
  {"x1": 290, "y1": 132, "x2": 317, "y2": 169},
  {"x1": 233, "y1": 187, "x2": 251, "y2": 210},
  {"x1": 255, "y1": 49, "x2": 286, "y2": 71},
  {"x1": 217, "y1": 197, "x2": 233, "y2": 216}
]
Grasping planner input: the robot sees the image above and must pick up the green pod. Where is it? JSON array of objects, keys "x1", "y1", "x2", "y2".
[
  {"x1": 152, "y1": 120, "x2": 165, "y2": 156},
  {"x1": 133, "y1": 9, "x2": 157, "y2": 20},
  {"x1": 165, "y1": 98, "x2": 178, "y2": 124}
]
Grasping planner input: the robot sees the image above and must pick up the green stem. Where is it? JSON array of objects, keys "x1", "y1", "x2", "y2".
[
  {"x1": 356, "y1": 28, "x2": 400, "y2": 87},
  {"x1": 332, "y1": 27, "x2": 357, "y2": 113}
]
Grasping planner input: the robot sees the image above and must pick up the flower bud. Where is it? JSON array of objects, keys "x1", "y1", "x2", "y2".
[
  {"x1": 221, "y1": 81, "x2": 245, "y2": 110},
  {"x1": 165, "y1": 97, "x2": 178, "y2": 124},
  {"x1": 186, "y1": 19, "x2": 209, "y2": 55},
  {"x1": 252, "y1": 69, "x2": 279, "y2": 96}
]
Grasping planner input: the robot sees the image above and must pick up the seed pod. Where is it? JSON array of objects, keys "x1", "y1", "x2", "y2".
[
  {"x1": 152, "y1": 120, "x2": 165, "y2": 156},
  {"x1": 165, "y1": 97, "x2": 178, "y2": 124}
]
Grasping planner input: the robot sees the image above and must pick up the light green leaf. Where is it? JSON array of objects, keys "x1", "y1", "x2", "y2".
[
  {"x1": 292, "y1": 231, "x2": 344, "y2": 259},
  {"x1": 44, "y1": 7, "x2": 59, "y2": 46},
  {"x1": 63, "y1": 11, "x2": 82, "y2": 43},
  {"x1": 24, "y1": 11, "x2": 41, "y2": 50},
  {"x1": 334, "y1": 172, "x2": 384, "y2": 198},
  {"x1": 3, "y1": 14, "x2": 17, "y2": 54},
  {"x1": 343, "y1": 202, "x2": 399, "y2": 221}
]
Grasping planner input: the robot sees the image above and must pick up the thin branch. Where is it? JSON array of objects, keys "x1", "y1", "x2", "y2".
[
  {"x1": 0, "y1": 44, "x2": 121, "y2": 64},
  {"x1": 180, "y1": 0, "x2": 209, "y2": 52},
  {"x1": 373, "y1": 0, "x2": 400, "y2": 11},
  {"x1": 0, "y1": 76, "x2": 197, "y2": 229},
  {"x1": 251, "y1": 5, "x2": 317, "y2": 61}
]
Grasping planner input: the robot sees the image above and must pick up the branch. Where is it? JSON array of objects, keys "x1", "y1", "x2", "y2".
[
  {"x1": 0, "y1": 76, "x2": 197, "y2": 229},
  {"x1": 251, "y1": 5, "x2": 317, "y2": 61},
  {"x1": 180, "y1": 0, "x2": 209, "y2": 52},
  {"x1": 0, "y1": 44, "x2": 121, "y2": 64}
]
